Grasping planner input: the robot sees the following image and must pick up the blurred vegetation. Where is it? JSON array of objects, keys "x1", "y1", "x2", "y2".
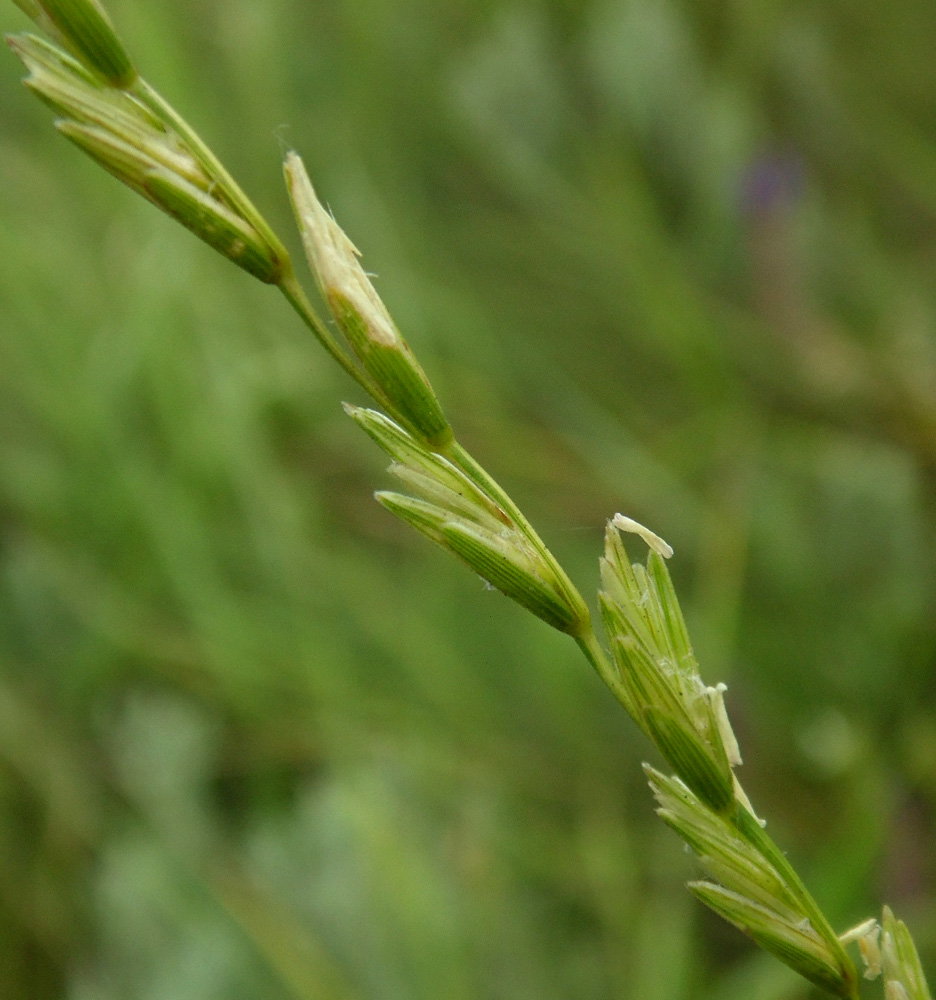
[{"x1": 2, "y1": 0, "x2": 935, "y2": 997}]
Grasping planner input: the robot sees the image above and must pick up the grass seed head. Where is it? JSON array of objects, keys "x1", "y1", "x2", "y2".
[
  {"x1": 14, "y1": 0, "x2": 135, "y2": 86},
  {"x1": 285, "y1": 152, "x2": 452, "y2": 448}
]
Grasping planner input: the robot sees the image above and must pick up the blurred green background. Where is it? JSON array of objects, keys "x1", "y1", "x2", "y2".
[{"x1": 1, "y1": 0, "x2": 935, "y2": 997}]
